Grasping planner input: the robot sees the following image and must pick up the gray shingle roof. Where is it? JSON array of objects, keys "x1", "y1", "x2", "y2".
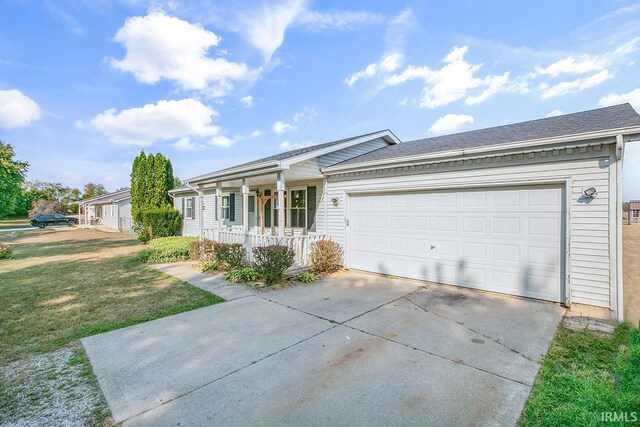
[
  {"x1": 187, "y1": 130, "x2": 390, "y2": 182},
  {"x1": 80, "y1": 189, "x2": 130, "y2": 205},
  {"x1": 334, "y1": 104, "x2": 640, "y2": 168}
]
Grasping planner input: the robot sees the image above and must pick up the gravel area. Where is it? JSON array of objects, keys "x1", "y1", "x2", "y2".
[{"x1": 0, "y1": 343, "x2": 111, "y2": 427}]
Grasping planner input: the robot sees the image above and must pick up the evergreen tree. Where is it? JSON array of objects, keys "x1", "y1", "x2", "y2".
[
  {"x1": 130, "y1": 151, "x2": 175, "y2": 226},
  {"x1": 0, "y1": 142, "x2": 29, "y2": 218}
]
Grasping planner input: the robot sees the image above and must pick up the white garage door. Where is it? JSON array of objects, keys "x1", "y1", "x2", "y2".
[{"x1": 348, "y1": 186, "x2": 564, "y2": 302}]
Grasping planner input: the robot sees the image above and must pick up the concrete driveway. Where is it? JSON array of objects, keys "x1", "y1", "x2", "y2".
[{"x1": 82, "y1": 270, "x2": 565, "y2": 426}]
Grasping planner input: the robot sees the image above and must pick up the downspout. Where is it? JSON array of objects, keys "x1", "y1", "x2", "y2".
[
  {"x1": 185, "y1": 182, "x2": 205, "y2": 241},
  {"x1": 615, "y1": 135, "x2": 624, "y2": 322}
]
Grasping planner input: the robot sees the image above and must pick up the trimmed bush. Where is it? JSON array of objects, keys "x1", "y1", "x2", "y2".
[
  {"x1": 137, "y1": 236, "x2": 197, "y2": 263},
  {"x1": 297, "y1": 271, "x2": 316, "y2": 283},
  {"x1": 224, "y1": 266, "x2": 260, "y2": 283},
  {"x1": 214, "y1": 243, "x2": 246, "y2": 270},
  {"x1": 188, "y1": 239, "x2": 217, "y2": 261},
  {"x1": 198, "y1": 260, "x2": 220, "y2": 272},
  {"x1": 310, "y1": 240, "x2": 343, "y2": 273},
  {"x1": 253, "y1": 245, "x2": 295, "y2": 285},
  {"x1": 139, "y1": 207, "x2": 182, "y2": 242},
  {"x1": 0, "y1": 242, "x2": 12, "y2": 260},
  {"x1": 188, "y1": 240, "x2": 200, "y2": 260}
]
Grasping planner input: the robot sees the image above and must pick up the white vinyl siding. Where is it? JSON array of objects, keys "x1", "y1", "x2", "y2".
[
  {"x1": 174, "y1": 193, "x2": 200, "y2": 237},
  {"x1": 325, "y1": 144, "x2": 614, "y2": 308}
]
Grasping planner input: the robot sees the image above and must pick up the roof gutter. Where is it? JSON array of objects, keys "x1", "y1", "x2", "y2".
[{"x1": 322, "y1": 125, "x2": 640, "y2": 174}]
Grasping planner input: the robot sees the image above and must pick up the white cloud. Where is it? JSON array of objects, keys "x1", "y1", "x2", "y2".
[
  {"x1": 292, "y1": 107, "x2": 317, "y2": 122},
  {"x1": 236, "y1": 0, "x2": 307, "y2": 61},
  {"x1": 250, "y1": 130, "x2": 264, "y2": 137},
  {"x1": 539, "y1": 70, "x2": 612, "y2": 99},
  {"x1": 280, "y1": 140, "x2": 314, "y2": 150},
  {"x1": 428, "y1": 114, "x2": 474, "y2": 135},
  {"x1": 0, "y1": 89, "x2": 41, "y2": 129},
  {"x1": 294, "y1": 10, "x2": 384, "y2": 32},
  {"x1": 386, "y1": 46, "x2": 513, "y2": 109},
  {"x1": 546, "y1": 109, "x2": 564, "y2": 117},
  {"x1": 109, "y1": 12, "x2": 256, "y2": 96},
  {"x1": 240, "y1": 95, "x2": 254, "y2": 108},
  {"x1": 345, "y1": 52, "x2": 404, "y2": 86},
  {"x1": 208, "y1": 135, "x2": 235, "y2": 148},
  {"x1": 599, "y1": 87, "x2": 640, "y2": 111},
  {"x1": 89, "y1": 98, "x2": 221, "y2": 146},
  {"x1": 173, "y1": 137, "x2": 203, "y2": 151},
  {"x1": 236, "y1": 0, "x2": 384, "y2": 60},
  {"x1": 535, "y1": 38, "x2": 639, "y2": 77},
  {"x1": 273, "y1": 120, "x2": 295, "y2": 134}
]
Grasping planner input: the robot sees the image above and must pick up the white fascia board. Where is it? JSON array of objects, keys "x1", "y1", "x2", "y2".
[
  {"x1": 186, "y1": 163, "x2": 281, "y2": 185},
  {"x1": 322, "y1": 126, "x2": 640, "y2": 174},
  {"x1": 278, "y1": 130, "x2": 399, "y2": 169}
]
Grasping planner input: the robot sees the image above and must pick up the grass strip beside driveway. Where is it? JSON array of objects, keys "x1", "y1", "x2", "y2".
[{"x1": 520, "y1": 324, "x2": 640, "y2": 426}]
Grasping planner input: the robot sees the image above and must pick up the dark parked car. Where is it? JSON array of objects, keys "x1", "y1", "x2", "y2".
[{"x1": 30, "y1": 214, "x2": 78, "y2": 228}]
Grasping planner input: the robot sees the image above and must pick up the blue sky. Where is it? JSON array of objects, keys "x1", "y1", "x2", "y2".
[{"x1": 1, "y1": 0, "x2": 640, "y2": 198}]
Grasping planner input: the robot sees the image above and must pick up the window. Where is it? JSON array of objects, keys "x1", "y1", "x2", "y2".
[
  {"x1": 186, "y1": 198, "x2": 193, "y2": 219},
  {"x1": 290, "y1": 189, "x2": 306, "y2": 228},
  {"x1": 633, "y1": 210, "x2": 640, "y2": 218},
  {"x1": 54, "y1": 214, "x2": 64, "y2": 219},
  {"x1": 222, "y1": 195, "x2": 230, "y2": 220}
]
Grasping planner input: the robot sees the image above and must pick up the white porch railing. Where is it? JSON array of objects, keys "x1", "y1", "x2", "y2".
[{"x1": 202, "y1": 228, "x2": 326, "y2": 266}]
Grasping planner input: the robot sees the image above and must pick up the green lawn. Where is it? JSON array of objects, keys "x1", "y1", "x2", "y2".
[
  {"x1": 520, "y1": 324, "x2": 640, "y2": 426},
  {"x1": 0, "y1": 229, "x2": 223, "y2": 425},
  {"x1": 0, "y1": 217, "x2": 31, "y2": 230}
]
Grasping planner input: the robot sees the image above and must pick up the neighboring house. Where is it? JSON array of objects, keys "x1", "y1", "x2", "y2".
[
  {"x1": 79, "y1": 189, "x2": 133, "y2": 233},
  {"x1": 629, "y1": 200, "x2": 640, "y2": 224},
  {"x1": 171, "y1": 104, "x2": 640, "y2": 321}
]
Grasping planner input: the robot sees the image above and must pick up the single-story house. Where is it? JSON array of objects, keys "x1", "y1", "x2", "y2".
[
  {"x1": 629, "y1": 200, "x2": 640, "y2": 224},
  {"x1": 78, "y1": 189, "x2": 133, "y2": 233},
  {"x1": 170, "y1": 103, "x2": 640, "y2": 321}
]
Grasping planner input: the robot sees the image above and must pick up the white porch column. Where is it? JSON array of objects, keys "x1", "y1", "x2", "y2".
[
  {"x1": 277, "y1": 172, "x2": 285, "y2": 238},
  {"x1": 198, "y1": 183, "x2": 205, "y2": 240},
  {"x1": 242, "y1": 178, "x2": 249, "y2": 233},
  {"x1": 216, "y1": 182, "x2": 223, "y2": 240}
]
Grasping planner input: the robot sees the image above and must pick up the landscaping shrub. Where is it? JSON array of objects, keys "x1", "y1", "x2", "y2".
[
  {"x1": 0, "y1": 242, "x2": 12, "y2": 260},
  {"x1": 224, "y1": 266, "x2": 260, "y2": 283},
  {"x1": 310, "y1": 240, "x2": 343, "y2": 273},
  {"x1": 189, "y1": 240, "x2": 200, "y2": 260},
  {"x1": 188, "y1": 239, "x2": 217, "y2": 261},
  {"x1": 198, "y1": 260, "x2": 220, "y2": 272},
  {"x1": 253, "y1": 245, "x2": 295, "y2": 285},
  {"x1": 139, "y1": 207, "x2": 182, "y2": 242},
  {"x1": 297, "y1": 271, "x2": 316, "y2": 283},
  {"x1": 137, "y1": 236, "x2": 197, "y2": 263},
  {"x1": 214, "y1": 243, "x2": 246, "y2": 270}
]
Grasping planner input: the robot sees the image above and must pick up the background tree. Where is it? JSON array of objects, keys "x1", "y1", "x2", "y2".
[
  {"x1": 130, "y1": 151, "x2": 174, "y2": 226},
  {"x1": 0, "y1": 142, "x2": 29, "y2": 219},
  {"x1": 28, "y1": 200, "x2": 67, "y2": 217},
  {"x1": 173, "y1": 176, "x2": 182, "y2": 189},
  {"x1": 82, "y1": 182, "x2": 107, "y2": 199}
]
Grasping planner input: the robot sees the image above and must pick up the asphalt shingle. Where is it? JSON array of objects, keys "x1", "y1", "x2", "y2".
[{"x1": 334, "y1": 104, "x2": 640, "y2": 168}]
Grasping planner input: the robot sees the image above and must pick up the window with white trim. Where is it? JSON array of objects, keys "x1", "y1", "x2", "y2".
[
  {"x1": 633, "y1": 210, "x2": 640, "y2": 218},
  {"x1": 186, "y1": 198, "x2": 193, "y2": 219},
  {"x1": 290, "y1": 189, "x2": 306, "y2": 228},
  {"x1": 222, "y1": 195, "x2": 230, "y2": 220}
]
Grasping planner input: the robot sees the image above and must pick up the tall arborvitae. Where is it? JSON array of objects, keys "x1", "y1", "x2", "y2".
[{"x1": 130, "y1": 151, "x2": 175, "y2": 226}]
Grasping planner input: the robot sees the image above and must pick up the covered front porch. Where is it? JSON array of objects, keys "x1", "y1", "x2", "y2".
[{"x1": 178, "y1": 168, "x2": 329, "y2": 266}]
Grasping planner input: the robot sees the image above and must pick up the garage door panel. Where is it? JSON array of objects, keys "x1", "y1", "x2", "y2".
[
  {"x1": 493, "y1": 217, "x2": 520, "y2": 235},
  {"x1": 462, "y1": 217, "x2": 487, "y2": 233},
  {"x1": 348, "y1": 186, "x2": 563, "y2": 302}
]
